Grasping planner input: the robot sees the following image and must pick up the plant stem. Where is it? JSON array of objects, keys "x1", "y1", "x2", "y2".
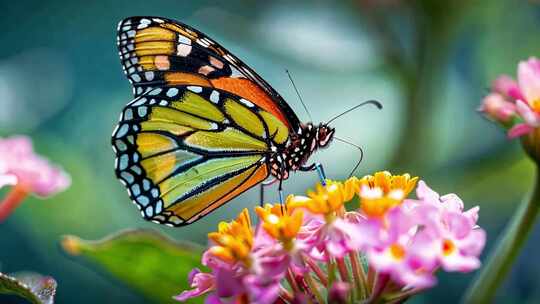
[
  {"x1": 0, "y1": 184, "x2": 29, "y2": 222},
  {"x1": 369, "y1": 273, "x2": 390, "y2": 304},
  {"x1": 367, "y1": 267, "x2": 376, "y2": 294},
  {"x1": 279, "y1": 286, "x2": 294, "y2": 303},
  {"x1": 336, "y1": 257, "x2": 350, "y2": 283},
  {"x1": 462, "y1": 164, "x2": 540, "y2": 303},
  {"x1": 286, "y1": 268, "x2": 301, "y2": 294},
  {"x1": 350, "y1": 252, "x2": 368, "y2": 300},
  {"x1": 304, "y1": 273, "x2": 324, "y2": 304},
  {"x1": 305, "y1": 255, "x2": 328, "y2": 286},
  {"x1": 383, "y1": 287, "x2": 424, "y2": 303},
  {"x1": 327, "y1": 259, "x2": 337, "y2": 288}
]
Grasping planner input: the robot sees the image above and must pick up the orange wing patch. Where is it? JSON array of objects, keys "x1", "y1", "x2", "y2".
[{"x1": 211, "y1": 78, "x2": 291, "y2": 128}]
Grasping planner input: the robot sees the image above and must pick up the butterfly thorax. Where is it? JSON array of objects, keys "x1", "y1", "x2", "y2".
[{"x1": 268, "y1": 123, "x2": 335, "y2": 180}]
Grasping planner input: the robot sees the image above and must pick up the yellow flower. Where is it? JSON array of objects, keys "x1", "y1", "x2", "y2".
[
  {"x1": 208, "y1": 208, "x2": 253, "y2": 265},
  {"x1": 358, "y1": 171, "x2": 418, "y2": 218},
  {"x1": 255, "y1": 201, "x2": 303, "y2": 249},
  {"x1": 288, "y1": 178, "x2": 359, "y2": 217}
]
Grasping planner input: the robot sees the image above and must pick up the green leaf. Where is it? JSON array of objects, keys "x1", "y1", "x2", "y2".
[
  {"x1": 61, "y1": 229, "x2": 205, "y2": 304},
  {"x1": 0, "y1": 271, "x2": 57, "y2": 304}
]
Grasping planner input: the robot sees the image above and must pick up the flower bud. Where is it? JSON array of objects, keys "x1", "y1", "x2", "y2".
[{"x1": 479, "y1": 93, "x2": 516, "y2": 124}]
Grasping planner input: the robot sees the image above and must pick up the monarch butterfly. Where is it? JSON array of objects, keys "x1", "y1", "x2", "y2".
[{"x1": 112, "y1": 16, "x2": 381, "y2": 226}]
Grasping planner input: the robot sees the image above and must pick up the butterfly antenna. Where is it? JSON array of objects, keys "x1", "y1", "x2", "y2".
[
  {"x1": 327, "y1": 100, "x2": 382, "y2": 125},
  {"x1": 286, "y1": 69, "x2": 314, "y2": 122},
  {"x1": 334, "y1": 136, "x2": 364, "y2": 178}
]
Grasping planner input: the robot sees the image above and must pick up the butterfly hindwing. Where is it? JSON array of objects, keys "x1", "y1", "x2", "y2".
[
  {"x1": 116, "y1": 16, "x2": 300, "y2": 130},
  {"x1": 112, "y1": 85, "x2": 291, "y2": 225}
]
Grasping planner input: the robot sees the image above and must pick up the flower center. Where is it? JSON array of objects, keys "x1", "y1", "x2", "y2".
[
  {"x1": 531, "y1": 99, "x2": 540, "y2": 112},
  {"x1": 442, "y1": 239, "x2": 456, "y2": 256},
  {"x1": 390, "y1": 243, "x2": 406, "y2": 260}
]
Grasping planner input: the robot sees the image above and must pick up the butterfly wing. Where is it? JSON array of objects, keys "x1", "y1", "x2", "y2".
[
  {"x1": 112, "y1": 85, "x2": 290, "y2": 226},
  {"x1": 117, "y1": 16, "x2": 300, "y2": 131}
]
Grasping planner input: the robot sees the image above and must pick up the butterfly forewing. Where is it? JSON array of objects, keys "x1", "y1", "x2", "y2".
[
  {"x1": 112, "y1": 85, "x2": 292, "y2": 225},
  {"x1": 117, "y1": 16, "x2": 300, "y2": 130}
]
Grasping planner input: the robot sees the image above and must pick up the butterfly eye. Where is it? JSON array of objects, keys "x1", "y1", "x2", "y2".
[{"x1": 318, "y1": 127, "x2": 335, "y2": 147}]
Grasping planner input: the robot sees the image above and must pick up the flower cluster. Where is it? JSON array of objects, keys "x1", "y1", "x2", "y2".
[
  {"x1": 0, "y1": 135, "x2": 70, "y2": 221},
  {"x1": 479, "y1": 57, "x2": 540, "y2": 139},
  {"x1": 176, "y1": 172, "x2": 485, "y2": 304}
]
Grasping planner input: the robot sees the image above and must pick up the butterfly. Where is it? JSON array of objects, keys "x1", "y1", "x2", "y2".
[{"x1": 112, "y1": 16, "x2": 379, "y2": 226}]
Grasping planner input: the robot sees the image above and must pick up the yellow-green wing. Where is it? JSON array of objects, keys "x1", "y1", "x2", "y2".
[{"x1": 111, "y1": 85, "x2": 290, "y2": 226}]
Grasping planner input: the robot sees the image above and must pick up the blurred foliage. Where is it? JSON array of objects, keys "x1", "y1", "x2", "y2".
[
  {"x1": 0, "y1": 272, "x2": 56, "y2": 304},
  {"x1": 61, "y1": 229, "x2": 204, "y2": 304},
  {"x1": 0, "y1": 0, "x2": 539, "y2": 303}
]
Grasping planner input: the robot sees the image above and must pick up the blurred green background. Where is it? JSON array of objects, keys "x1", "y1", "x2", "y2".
[{"x1": 1, "y1": 0, "x2": 539, "y2": 303}]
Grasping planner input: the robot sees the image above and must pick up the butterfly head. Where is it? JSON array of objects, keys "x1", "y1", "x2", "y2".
[{"x1": 315, "y1": 123, "x2": 335, "y2": 148}]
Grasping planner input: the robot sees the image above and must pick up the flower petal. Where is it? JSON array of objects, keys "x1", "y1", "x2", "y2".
[
  {"x1": 415, "y1": 181, "x2": 439, "y2": 201},
  {"x1": 493, "y1": 75, "x2": 524, "y2": 101},
  {"x1": 442, "y1": 212, "x2": 471, "y2": 239},
  {"x1": 518, "y1": 57, "x2": 540, "y2": 105},
  {"x1": 456, "y1": 228, "x2": 486, "y2": 257},
  {"x1": 515, "y1": 99, "x2": 540, "y2": 126},
  {"x1": 440, "y1": 193, "x2": 464, "y2": 212},
  {"x1": 174, "y1": 269, "x2": 215, "y2": 302},
  {"x1": 508, "y1": 123, "x2": 535, "y2": 138},
  {"x1": 0, "y1": 173, "x2": 17, "y2": 189},
  {"x1": 440, "y1": 252, "x2": 481, "y2": 272}
]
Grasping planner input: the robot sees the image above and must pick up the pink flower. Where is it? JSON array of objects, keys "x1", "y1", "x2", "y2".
[
  {"x1": 253, "y1": 227, "x2": 307, "y2": 276},
  {"x1": 173, "y1": 269, "x2": 215, "y2": 302},
  {"x1": 178, "y1": 176, "x2": 487, "y2": 303},
  {"x1": 177, "y1": 229, "x2": 288, "y2": 303},
  {"x1": 407, "y1": 181, "x2": 486, "y2": 272},
  {"x1": 299, "y1": 212, "x2": 361, "y2": 261},
  {"x1": 0, "y1": 135, "x2": 70, "y2": 222},
  {"x1": 0, "y1": 136, "x2": 70, "y2": 197},
  {"x1": 481, "y1": 57, "x2": 540, "y2": 138},
  {"x1": 366, "y1": 207, "x2": 437, "y2": 288}
]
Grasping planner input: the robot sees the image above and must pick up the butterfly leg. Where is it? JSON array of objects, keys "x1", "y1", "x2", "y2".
[
  {"x1": 260, "y1": 178, "x2": 278, "y2": 207},
  {"x1": 300, "y1": 163, "x2": 327, "y2": 186},
  {"x1": 278, "y1": 178, "x2": 284, "y2": 205},
  {"x1": 277, "y1": 178, "x2": 287, "y2": 214}
]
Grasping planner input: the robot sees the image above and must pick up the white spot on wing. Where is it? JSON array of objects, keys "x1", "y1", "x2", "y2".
[
  {"x1": 239, "y1": 98, "x2": 254, "y2": 108},
  {"x1": 131, "y1": 74, "x2": 141, "y2": 83},
  {"x1": 187, "y1": 86, "x2": 202, "y2": 93},
  {"x1": 210, "y1": 91, "x2": 220, "y2": 103},
  {"x1": 177, "y1": 44, "x2": 192, "y2": 57},
  {"x1": 178, "y1": 35, "x2": 191, "y2": 45},
  {"x1": 166, "y1": 88, "x2": 179, "y2": 97},
  {"x1": 145, "y1": 71, "x2": 154, "y2": 81},
  {"x1": 148, "y1": 88, "x2": 162, "y2": 95}
]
